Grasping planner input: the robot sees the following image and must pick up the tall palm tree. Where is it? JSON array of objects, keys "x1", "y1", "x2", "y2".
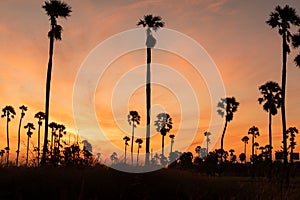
[
  {"x1": 217, "y1": 97, "x2": 239, "y2": 162},
  {"x1": 137, "y1": 14, "x2": 164, "y2": 165},
  {"x1": 248, "y1": 126, "x2": 260, "y2": 161},
  {"x1": 135, "y1": 138, "x2": 143, "y2": 165},
  {"x1": 286, "y1": 127, "x2": 298, "y2": 163},
  {"x1": 204, "y1": 131, "x2": 211, "y2": 155},
  {"x1": 266, "y1": 5, "x2": 300, "y2": 165},
  {"x1": 169, "y1": 134, "x2": 175, "y2": 154},
  {"x1": 1, "y1": 105, "x2": 16, "y2": 166},
  {"x1": 154, "y1": 113, "x2": 173, "y2": 157},
  {"x1": 41, "y1": 0, "x2": 72, "y2": 164},
  {"x1": 123, "y1": 136, "x2": 130, "y2": 163},
  {"x1": 24, "y1": 123, "x2": 35, "y2": 166},
  {"x1": 241, "y1": 136, "x2": 249, "y2": 162},
  {"x1": 16, "y1": 105, "x2": 27, "y2": 166},
  {"x1": 258, "y1": 81, "x2": 281, "y2": 161},
  {"x1": 128, "y1": 111, "x2": 141, "y2": 165},
  {"x1": 34, "y1": 111, "x2": 45, "y2": 166}
]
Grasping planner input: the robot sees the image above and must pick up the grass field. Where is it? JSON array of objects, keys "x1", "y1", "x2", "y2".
[{"x1": 0, "y1": 166, "x2": 300, "y2": 199}]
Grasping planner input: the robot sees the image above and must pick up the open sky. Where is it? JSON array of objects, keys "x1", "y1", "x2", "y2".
[{"x1": 0, "y1": 0, "x2": 300, "y2": 164}]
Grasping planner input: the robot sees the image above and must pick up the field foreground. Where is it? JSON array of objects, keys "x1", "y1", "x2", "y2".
[{"x1": 0, "y1": 166, "x2": 300, "y2": 199}]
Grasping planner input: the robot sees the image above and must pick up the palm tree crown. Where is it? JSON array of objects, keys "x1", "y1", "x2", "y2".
[
  {"x1": 1, "y1": 106, "x2": 16, "y2": 120},
  {"x1": 154, "y1": 113, "x2": 173, "y2": 136},
  {"x1": 217, "y1": 97, "x2": 239, "y2": 122},
  {"x1": 258, "y1": 81, "x2": 282, "y2": 115},
  {"x1": 137, "y1": 14, "x2": 165, "y2": 31},
  {"x1": 128, "y1": 111, "x2": 141, "y2": 127},
  {"x1": 25, "y1": 123, "x2": 35, "y2": 137},
  {"x1": 242, "y1": 136, "x2": 249, "y2": 144}
]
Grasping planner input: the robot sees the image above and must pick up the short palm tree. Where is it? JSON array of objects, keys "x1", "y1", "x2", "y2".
[
  {"x1": 123, "y1": 136, "x2": 130, "y2": 163},
  {"x1": 128, "y1": 111, "x2": 141, "y2": 165},
  {"x1": 217, "y1": 97, "x2": 239, "y2": 163},
  {"x1": 258, "y1": 81, "x2": 281, "y2": 161},
  {"x1": 24, "y1": 123, "x2": 35, "y2": 166},
  {"x1": 41, "y1": 0, "x2": 72, "y2": 164},
  {"x1": 135, "y1": 138, "x2": 143, "y2": 165},
  {"x1": 1, "y1": 105, "x2": 16, "y2": 166},
  {"x1": 137, "y1": 14, "x2": 164, "y2": 165},
  {"x1": 266, "y1": 5, "x2": 300, "y2": 165},
  {"x1": 49, "y1": 122, "x2": 58, "y2": 156},
  {"x1": 241, "y1": 136, "x2": 249, "y2": 162},
  {"x1": 204, "y1": 131, "x2": 211, "y2": 155},
  {"x1": 248, "y1": 126, "x2": 260, "y2": 161},
  {"x1": 34, "y1": 111, "x2": 45, "y2": 166},
  {"x1": 195, "y1": 146, "x2": 201, "y2": 158},
  {"x1": 154, "y1": 113, "x2": 173, "y2": 157},
  {"x1": 16, "y1": 105, "x2": 27, "y2": 166},
  {"x1": 286, "y1": 127, "x2": 299, "y2": 163},
  {"x1": 169, "y1": 134, "x2": 175, "y2": 154}
]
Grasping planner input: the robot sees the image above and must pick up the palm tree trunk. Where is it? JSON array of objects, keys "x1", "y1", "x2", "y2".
[
  {"x1": 207, "y1": 137, "x2": 209, "y2": 155},
  {"x1": 162, "y1": 135, "x2": 165, "y2": 157},
  {"x1": 137, "y1": 147, "x2": 140, "y2": 166},
  {"x1": 124, "y1": 144, "x2": 127, "y2": 163},
  {"x1": 244, "y1": 142, "x2": 247, "y2": 162},
  {"x1": 16, "y1": 116, "x2": 23, "y2": 166},
  {"x1": 37, "y1": 123, "x2": 41, "y2": 166},
  {"x1": 170, "y1": 141, "x2": 173, "y2": 154},
  {"x1": 281, "y1": 32, "x2": 288, "y2": 166},
  {"x1": 269, "y1": 112, "x2": 272, "y2": 161},
  {"x1": 145, "y1": 47, "x2": 151, "y2": 165},
  {"x1": 220, "y1": 120, "x2": 228, "y2": 163},
  {"x1": 26, "y1": 135, "x2": 29, "y2": 167},
  {"x1": 6, "y1": 115, "x2": 9, "y2": 167},
  {"x1": 41, "y1": 27, "x2": 54, "y2": 165},
  {"x1": 291, "y1": 148, "x2": 294, "y2": 164},
  {"x1": 131, "y1": 124, "x2": 134, "y2": 165},
  {"x1": 252, "y1": 135, "x2": 254, "y2": 160}
]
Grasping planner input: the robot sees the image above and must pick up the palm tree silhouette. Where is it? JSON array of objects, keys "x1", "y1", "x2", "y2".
[
  {"x1": 195, "y1": 146, "x2": 201, "y2": 158},
  {"x1": 253, "y1": 142, "x2": 259, "y2": 155},
  {"x1": 292, "y1": 29, "x2": 300, "y2": 66},
  {"x1": 241, "y1": 136, "x2": 249, "y2": 163},
  {"x1": 34, "y1": 111, "x2": 45, "y2": 166},
  {"x1": 128, "y1": 111, "x2": 141, "y2": 165},
  {"x1": 248, "y1": 126, "x2": 260, "y2": 162},
  {"x1": 41, "y1": 0, "x2": 72, "y2": 165},
  {"x1": 217, "y1": 97, "x2": 239, "y2": 163},
  {"x1": 204, "y1": 131, "x2": 211, "y2": 155},
  {"x1": 1, "y1": 105, "x2": 16, "y2": 166},
  {"x1": 123, "y1": 136, "x2": 130, "y2": 163},
  {"x1": 137, "y1": 14, "x2": 164, "y2": 165},
  {"x1": 154, "y1": 113, "x2": 173, "y2": 157},
  {"x1": 169, "y1": 134, "x2": 175, "y2": 154},
  {"x1": 286, "y1": 127, "x2": 299, "y2": 163},
  {"x1": 266, "y1": 5, "x2": 300, "y2": 165},
  {"x1": 135, "y1": 138, "x2": 143, "y2": 165},
  {"x1": 49, "y1": 122, "x2": 58, "y2": 156},
  {"x1": 16, "y1": 105, "x2": 27, "y2": 166},
  {"x1": 258, "y1": 81, "x2": 281, "y2": 161},
  {"x1": 24, "y1": 123, "x2": 35, "y2": 166}
]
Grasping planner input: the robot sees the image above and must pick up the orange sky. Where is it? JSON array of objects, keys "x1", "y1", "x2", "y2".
[{"x1": 0, "y1": 0, "x2": 300, "y2": 164}]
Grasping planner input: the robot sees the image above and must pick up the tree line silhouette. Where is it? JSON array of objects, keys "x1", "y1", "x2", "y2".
[{"x1": 0, "y1": 1, "x2": 299, "y2": 182}]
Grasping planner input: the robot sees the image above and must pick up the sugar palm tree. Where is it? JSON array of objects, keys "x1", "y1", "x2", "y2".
[
  {"x1": 1, "y1": 105, "x2": 16, "y2": 166},
  {"x1": 217, "y1": 97, "x2": 239, "y2": 163},
  {"x1": 248, "y1": 126, "x2": 260, "y2": 161},
  {"x1": 137, "y1": 14, "x2": 164, "y2": 165},
  {"x1": 204, "y1": 131, "x2": 211, "y2": 155},
  {"x1": 292, "y1": 29, "x2": 300, "y2": 66},
  {"x1": 253, "y1": 142, "x2": 260, "y2": 155},
  {"x1": 34, "y1": 111, "x2": 45, "y2": 166},
  {"x1": 286, "y1": 127, "x2": 299, "y2": 163},
  {"x1": 41, "y1": 0, "x2": 72, "y2": 164},
  {"x1": 154, "y1": 113, "x2": 173, "y2": 157},
  {"x1": 135, "y1": 138, "x2": 143, "y2": 165},
  {"x1": 123, "y1": 136, "x2": 130, "y2": 163},
  {"x1": 128, "y1": 111, "x2": 141, "y2": 165},
  {"x1": 258, "y1": 81, "x2": 281, "y2": 161},
  {"x1": 49, "y1": 122, "x2": 58, "y2": 156},
  {"x1": 24, "y1": 123, "x2": 35, "y2": 166},
  {"x1": 169, "y1": 134, "x2": 175, "y2": 154},
  {"x1": 195, "y1": 146, "x2": 201, "y2": 158},
  {"x1": 16, "y1": 105, "x2": 27, "y2": 166},
  {"x1": 266, "y1": 5, "x2": 300, "y2": 165},
  {"x1": 241, "y1": 136, "x2": 249, "y2": 162}
]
